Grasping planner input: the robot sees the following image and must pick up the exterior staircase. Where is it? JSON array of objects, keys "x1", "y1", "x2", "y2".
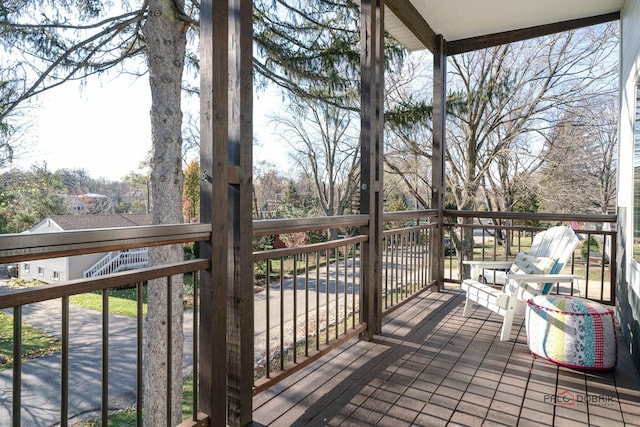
[{"x1": 83, "y1": 249, "x2": 149, "y2": 278}]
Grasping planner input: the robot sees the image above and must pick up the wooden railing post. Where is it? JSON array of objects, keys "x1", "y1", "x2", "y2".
[
  {"x1": 430, "y1": 35, "x2": 447, "y2": 290},
  {"x1": 199, "y1": 0, "x2": 228, "y2": 424},
  {"x1": 360, "y1": 0, "x2": 385, "y2": 337},
  {"x1": 199, "y1": 0, "x2": 253, "y2": 425},
  {"x1": 227, "y1": 0, "x2": 254, "y2": 425}
]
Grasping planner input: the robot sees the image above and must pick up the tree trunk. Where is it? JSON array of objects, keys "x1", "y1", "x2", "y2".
[{"x1": 142, "y1": 1, "x2": 188, "y2": 425}]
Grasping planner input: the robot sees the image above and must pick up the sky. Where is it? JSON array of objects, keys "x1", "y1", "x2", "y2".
[
  {"x1": 14, "y1": 74, "x2": 152, "y2": 180},
  {"x1": 11, "y1": 73, "x2": 290, "y2": 181}
]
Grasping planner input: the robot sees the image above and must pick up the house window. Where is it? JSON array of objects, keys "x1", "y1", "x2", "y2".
[
  {"x1": 634, "y1": 80, "x2": 640, "y2": 261},
  {"x1": 38, "y1": 266, "x2": 44, "y2": 276},
  {"x1": 23, "y1": 263, "x2": 30, "y2": 272},
  {"x1": 53, "y1": 271, "x2": 60, "y2": 281}
]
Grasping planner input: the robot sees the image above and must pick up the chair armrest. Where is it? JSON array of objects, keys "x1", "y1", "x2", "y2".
[
  {"x1": 463, "y1": 260, "x2": 513, "y2": 281},
  {"x1": 505, "y1": 273, "x2": 581, "y2": 303},
  {"x1": 505, "y1": 273, "x2": 580, "y2": 283},
  {"x1": 463, "y1": 260, "x2": 513, "y2": 269}
]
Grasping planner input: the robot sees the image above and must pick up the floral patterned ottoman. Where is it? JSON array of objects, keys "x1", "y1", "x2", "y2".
[{"x1": 526, "y1": 295, "x2": 617, "y2": 370}]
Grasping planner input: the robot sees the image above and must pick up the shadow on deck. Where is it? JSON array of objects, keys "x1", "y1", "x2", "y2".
[{"x1": 253, "y1": 290, "x2": 640, "y2": 426}]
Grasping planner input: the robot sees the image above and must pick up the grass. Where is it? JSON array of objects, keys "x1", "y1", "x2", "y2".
[
  {"x1": 0, "y1": 311, "x2": 61, "y2": 372},
  {"x1": 70, "y1": 286, "x2": 148, "y2": 317},
  {"x1": 182, "y1": 374, "x2": 195, "y2": 419},
  {"x1": 71, "y1": 375, "x2": 195, "y2": 426},
  {"x1": 72, "y1": 409, "x2": 137, "y2": 427},
  {"x1": 69, "y1": 273, "x2": 196, "y2": 316}
]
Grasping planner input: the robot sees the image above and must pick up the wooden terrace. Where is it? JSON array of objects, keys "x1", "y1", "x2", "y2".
[
  {"x1": 1, "y1": 1, "x2": 636, "y2": 424},
  {"x1": 253, "y1": 290, "x2": 640, "y2": 426}
]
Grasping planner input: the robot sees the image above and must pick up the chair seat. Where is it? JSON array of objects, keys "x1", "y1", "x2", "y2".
[
  {"x1": 461, "y1": 279, "x2": 516, "y2": 341},
  {"x1": 461, "y1": 280, "x2": 509, "y2": 313},
  {"x1": 526, "y1": 295, "x2": 617, "y2": 370}
]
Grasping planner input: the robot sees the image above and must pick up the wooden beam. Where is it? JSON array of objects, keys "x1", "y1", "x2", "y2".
[
  {"x1": 226, "y1": 0, "x2": 254, "y2": 425},
  {"x1": 360, "y1": 0, "x2": 385, "y2": 338},
  {"x1": 448, "y1": 12, "x2": 620, "y2": 55},
  {"x1": 199, "y1": 0, "x2": 228, "y2": 424},
  {"x1": 385, "y1": 0, "x2": 437, "y2": 52},
  {"x1": 373, "y1": 0, "x2": 385, "y2": 335},
  {"x1": 199, "y1": 0, "x2": 253, "y2": 425},
  {"x1": 360, "y1": 0, "x2": 374, "y2": 340},
  {"x1": 430, "y1": 35, "x2": 446, "y2": 289}
]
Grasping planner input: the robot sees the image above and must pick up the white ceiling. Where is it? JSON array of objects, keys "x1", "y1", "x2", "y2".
[{"x1": 386, "y1": 0, "x2": 624, "y2": 51}]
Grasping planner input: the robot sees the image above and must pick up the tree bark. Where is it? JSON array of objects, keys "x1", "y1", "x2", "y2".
[{"x1": 142, "y1": 0, "x2": 188, "y2": 425}]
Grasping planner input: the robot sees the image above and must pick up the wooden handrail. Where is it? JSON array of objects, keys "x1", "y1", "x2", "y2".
[
  {"x1": 0, "y1": 258, "x2": 210, "y2": 309},
  {"x1": 0, "y1": 223, "x2": 212, "y2": 263}
]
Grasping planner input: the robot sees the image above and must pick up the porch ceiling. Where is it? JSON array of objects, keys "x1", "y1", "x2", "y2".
[{"x1": 386, "y1": 0, "x2": 624, "y2": 52}]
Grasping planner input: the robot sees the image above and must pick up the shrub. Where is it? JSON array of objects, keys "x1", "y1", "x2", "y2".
[{"x1": 581, "y1": 236, "x2": 600, "y2": 260}]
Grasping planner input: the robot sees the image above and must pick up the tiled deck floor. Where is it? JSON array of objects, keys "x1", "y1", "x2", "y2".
[{"x1": 253, "y1": 290, "x2": 640, "y2": 426}]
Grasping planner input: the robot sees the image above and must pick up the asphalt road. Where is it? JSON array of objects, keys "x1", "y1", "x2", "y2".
[
  {"x1": 0, "y1": 256, "x2": 366, "y2": 425},
  {"x1": 0, "y1": 290, "x2": 194, "y2": 426}
]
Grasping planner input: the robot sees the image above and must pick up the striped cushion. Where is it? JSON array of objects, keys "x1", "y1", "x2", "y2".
[
  {"x1": 526, "y1": 295, "x2": 617, "y2": 370},
  {"x1": 509, "y1": 252, "x2": 556, "y2": 275}
]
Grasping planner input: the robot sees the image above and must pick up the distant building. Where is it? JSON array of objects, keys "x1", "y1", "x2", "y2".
[
  {"x1": 66, "y1": 193, "x2": 114, "y2": 214},
  {"x1": 18, "y1": 214, "x2": 152, "y2": 283},
  {"x1": 65, "y1": 195, "x2": 89, "y2": 214}
]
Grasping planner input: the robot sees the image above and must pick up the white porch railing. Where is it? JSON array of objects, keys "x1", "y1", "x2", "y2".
[{"x1": 83, "y1": 249, "x2": 149, "y2": 277}]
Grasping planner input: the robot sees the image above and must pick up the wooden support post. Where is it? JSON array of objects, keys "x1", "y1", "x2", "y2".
[
  {"x1": 199, "y1": 0, "x2": 227, "y2": 423},
  {"x1": 199, "y1": 0, "x2": 253, "y2": 425},
  {"x1": 227, "y1": 0, "x2": 254, "y2": 425},
  {"x1": 360, "y1": 0, "x2": 385, "y2": 337},
  {"x1": 430, "y1": 35, "x2": 447, "y2": 290}
]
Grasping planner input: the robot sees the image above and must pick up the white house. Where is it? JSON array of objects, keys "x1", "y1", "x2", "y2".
[
  {"x1": 18, "y1": 213, "x2": 151, "y2": 283},
  {"x1": 65, "y1": 193, "x2": 115, "y2": 215},
  {"x1": 617, "y1": 0, "x2": 640, "y2": 374}
]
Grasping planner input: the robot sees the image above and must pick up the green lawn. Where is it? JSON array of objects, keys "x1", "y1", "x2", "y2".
[
  {"x1": 69, "y1": 285, "x2": 148, "y2": 317},
  {"x1": 71, "y1": 375, "x2": 195, "y2": 426},
  {"x1": 0, "y1": 311, "x2": 60, "y2": 372},
  {"x1": 69, "y1": 273, "x2": 196, "y2": 316}
]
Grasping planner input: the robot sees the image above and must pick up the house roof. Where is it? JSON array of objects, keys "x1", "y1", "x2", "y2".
[
  {"x1": 78, "y1": 193, "x2": 110, "y2": 199},
  {"x1": 385, "y1": 0, "x2": 623, "y2": 53},
  {"x1": 42, "y1": 214, "x2": 152, "y2": 231}
]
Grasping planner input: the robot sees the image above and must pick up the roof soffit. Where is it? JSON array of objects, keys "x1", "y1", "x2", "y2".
[{"x1": 386, "y1": 0, "x2": 624, "y2": 52}]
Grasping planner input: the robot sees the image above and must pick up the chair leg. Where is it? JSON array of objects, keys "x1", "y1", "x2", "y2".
[
  {"x1": 462, "y1": 295, "x2": 473, "y2": 317},
  {"x1": 514, "y1": 298, "x2": 527, "y2": 316},
  {"x1": 499, "y1": 307, "x2": 515, "y2": 341}
]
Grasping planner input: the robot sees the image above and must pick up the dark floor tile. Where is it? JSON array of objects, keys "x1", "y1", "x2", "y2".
[{"x1": 253, "y1": 291, "x2": 640, "y2": 427}]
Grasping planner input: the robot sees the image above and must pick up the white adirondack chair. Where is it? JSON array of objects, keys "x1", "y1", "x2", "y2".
[{"x1": 461, "y1": 225, "x2": 580, "y2": 341}]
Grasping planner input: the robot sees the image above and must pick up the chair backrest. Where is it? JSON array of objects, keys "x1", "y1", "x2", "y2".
[
  {"x1": 528, "y1": 226, "x2": 580, "y2": 273},
  {"x1": 504, "y1": 226, "x2": 581, "y2": 297}
]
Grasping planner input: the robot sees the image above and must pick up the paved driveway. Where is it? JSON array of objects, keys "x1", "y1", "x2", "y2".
[
  {"x1": 0, "y1": 256, "x2": 363, "y2": 425},
  {"x1": 0, "y1": 290, "x2": 194, "y2": 426}
]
